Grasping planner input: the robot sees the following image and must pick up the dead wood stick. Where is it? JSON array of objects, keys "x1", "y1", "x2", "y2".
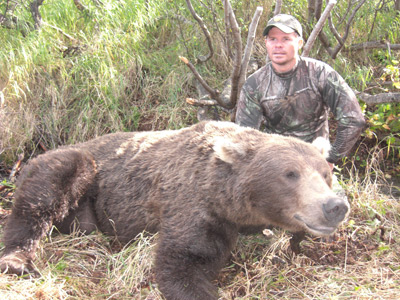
[
  {"x1": 179, "y1": 56, "x2": 220, "y2": 100},
  {"x1": 186, "y1": 98, "x2": 218, "y2": 106},
  {"x1": 238, "y1": 7, "x2": 263, "y2": 93},
  {"x1": 9, "y1": 153, "x2": 24, "y2": 182},
  {"x1": 302, "y1": 0, "x2": 337, "y2": 57},
  {"x1": 185, "y1": 0, "x2": 213, "y2": 62}
]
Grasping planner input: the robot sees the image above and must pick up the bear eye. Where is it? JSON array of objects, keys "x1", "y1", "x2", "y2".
[{"x1": 286, "y1": 171, "x2": 299, "y2": 180}]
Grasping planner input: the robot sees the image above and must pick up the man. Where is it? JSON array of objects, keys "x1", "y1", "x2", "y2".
[{"x1": 236, "y1": 14, "x2": 365, "y2": 168}]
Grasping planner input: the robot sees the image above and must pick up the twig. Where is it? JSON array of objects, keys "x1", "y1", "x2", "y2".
[
  {"x1": 223, "y1": 0, "x2": 242, "y2": 109},
  {"x1": 303, "y1": 0, "x2": 337, "y2": 57},
  {"x1": 73, "y1": 0, "x2": 88, "y2": 12},
  {"x1": 223, "y1": 0, "x2": 233, "y2": 60},
  {"x1": 368, "y1": 0, "x2": 385, "y2": 40},
  {"x1": 9, "y1": 153, "x2": 24, "y2": 183},
  {"x1": 357, "y1": 92, "x2": 400, "y2": 105},
  {"x1": 0, "y1": 91, "x2": 4, "y2": 109},
  {"x1": 344, "y1": 41, "x2": 400, "y2": 52},
  {"x1": 42, "y1": 21, "x2": 78, "y2": 42},
  {"x1": 238, "y1": 7, "x2": 263, "y2": 94},
  {"x1": 330, "y1": 0, "x2": 368, "y2": 59},
  {"x1": 274, "y1": 0, "x2": 282, "y2": 16},
  {"x1": 30, "y1": 0, "x2": 45, "y2": 30},
  {"x1": 185, "y1": 0, "x2": 213, "y2": 62},
  {"x1": 179, "y1": 56, "x2": 220, "y2": 101},
  {"x1": 186, "y1": 98, "x2": 217, "y2": 106},
  {"x1": 371, "y1": 225, "x2": 386, "y2": 241}
]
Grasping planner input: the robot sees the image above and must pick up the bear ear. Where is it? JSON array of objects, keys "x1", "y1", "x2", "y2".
[
  {"x1": 312, "y1": 137, "x2": 331, "y2": 159},
  {"x1": 213, "y1": 137, "x2": 247, "y2": 164}
]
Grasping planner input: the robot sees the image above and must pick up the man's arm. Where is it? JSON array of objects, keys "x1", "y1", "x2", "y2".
[
  {"x1": 235, "y1": 85, "x2": 264, "y2": 129},
  {"x1": 322, "y1": 71, "x2": 366, "y2": 164}
]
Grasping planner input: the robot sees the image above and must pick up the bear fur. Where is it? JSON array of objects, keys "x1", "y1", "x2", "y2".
[{"x1": 0, "y1": 121, "x2": 349, "y2": 300}]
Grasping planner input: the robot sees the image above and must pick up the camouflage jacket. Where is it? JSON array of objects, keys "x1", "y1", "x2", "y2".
[{"x1": 235, "y1": 57, "x2": 366, "y2": 163}]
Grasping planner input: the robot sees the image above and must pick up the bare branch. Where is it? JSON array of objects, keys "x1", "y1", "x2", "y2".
[
  {"x1": 30, "y1": 0, "x2": 45, "y2": 30},
  {"x1": 311, "y1": 0, "x2": 368, "y2": 58},
  {"x1": 317, "y1": 30, "x2": 336, "y2": 57},
  {"x1": 186, "y1": 98, "x2": 217, "y2": 106},
  {"x1": 181, "y1": 1, "x2": 262, "y2": 113},
  {"x1": 302, "y1": 0, "x2": 337, "y2": 57},
  {"x1": 274, "y1": 0, "x2": 282, "y2": 16},
  {"x1": 0, "y1": 91, "x2": 4, "y2": 109},
  {"x1": 179, "y1": 56, "x2": 220, "y2": 101},
  {"x1": 0, "y1": 1, "x2": 31, "y2": 35},
  {"x1": 73, "y1": 0, "x2": 88, "y2": 12},
  {"x1": 336, "y1": 0, "x2": 352, "y2": 24},
  {"x1": 206, "y1": 1, "x2": 228, "y2": 59},
  {"x1": 327, "y1": 8, "x2": 344, "y2": 46},
  {"x1": 223, "y1": 1, "x2": 233, "y2": 60},
  {"x1": 329, "y1": 0, "x2": 367, "y2": 59},
  {"x1": 223, "y1": 0, "x2": 242, "y2": 109},
  {"x1": 42, "y1": 21, "x2": 77, "y2": 42},
  {"x1": 91, "y1": 0, "x2": 103, "y2": 6},
  {"x1": 0, "y1": 13, "x2": 5, "y2": 25},
  {"x1": 185, "y1": 0, "x2": 214, "y2": 62},
  {"x1": 357, "y1": 92, "x2": 400, "y2": 105},
  {"x1": 344, "y1": 41, "x2": 400, "y2": 52},
  {"x1": 307, "y1": 0, "x2": 316, "y2": 23},
  {"x1": 315, "y1": 0, "x2": 323, "y2": 19},
  {"x1": 238, "y1": 7, "x2": 263, "y2": 92},
  {"x1": 368, "y1": 0, "x2": 385, "y2": 40}
]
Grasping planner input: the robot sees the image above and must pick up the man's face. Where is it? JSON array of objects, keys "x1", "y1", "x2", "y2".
[{"x1": 265, "y1": 27, "x2": 303, "y2": 72}]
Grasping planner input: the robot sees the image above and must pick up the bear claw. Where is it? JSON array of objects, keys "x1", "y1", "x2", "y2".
[{"x1": 0, "y1": 253, "x2": 40, "y2": 278}]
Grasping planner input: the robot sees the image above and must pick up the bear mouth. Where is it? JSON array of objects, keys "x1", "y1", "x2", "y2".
[{"x1": 294, "y1": 214, "x2": 337, "y2": 236}]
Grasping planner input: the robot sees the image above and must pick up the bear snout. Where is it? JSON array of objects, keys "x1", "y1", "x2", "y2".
[{"x1": 322, "y1": 197, "x2": 349, "y2": 224}]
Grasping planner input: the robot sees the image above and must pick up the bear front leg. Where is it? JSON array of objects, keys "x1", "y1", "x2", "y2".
[
  {"x1": 0, "y1": 148, "x2": 97, "y2": 276},
  {"x1": 155, "y1": 221, "x2": 238, "y2": 300}
]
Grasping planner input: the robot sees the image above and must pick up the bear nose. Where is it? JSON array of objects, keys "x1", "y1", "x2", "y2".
[{"x1": 322, "y1": 197, "x2": 349, "y2": 223}]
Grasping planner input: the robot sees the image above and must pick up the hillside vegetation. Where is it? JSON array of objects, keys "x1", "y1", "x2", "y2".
[{"x1": 0, "y1": 0, "x2": 399, "y2": 299}]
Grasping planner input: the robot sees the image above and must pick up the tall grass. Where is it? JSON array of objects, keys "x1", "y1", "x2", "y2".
[{"x1": 0, "y1": 0, "x2": 200, "y2": 164}]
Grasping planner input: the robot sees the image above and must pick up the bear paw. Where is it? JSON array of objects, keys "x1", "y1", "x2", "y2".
[{"x1": 0, "y1": 252, "x2": 39, "y2": 278}]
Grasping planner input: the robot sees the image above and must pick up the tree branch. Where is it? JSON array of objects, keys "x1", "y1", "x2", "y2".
[
  {"x1": 274, "y1": 0, "x2": 282, "y2": 16},
  {"x1": 73, "y1": 0, "x2": 88, "y2": 12},
  {"x1": 223, "y1": 0, "x2": 242, "y2": 110},
  {"x1": 302, "y1": 0, "x2": 336, "y2": 57},
  {"x1": 179, "y1": 56, "x2": 220, "y2": 101},
  {"x1": 344, "y1": 41, "x2": 400, "y2": 52},
  {"x1": 307, "y1": 0, "x2": 316, "y2": 23},
  {"x1": 185, "y1": 0, "x2": 214, "y2": 62},
  {"x1": 42, "y1": 21, "x2": 77, "y2": 42},
  {"x1": 357, "y1": 92, "x2": 400, "y2": 105},
  {"x1": 329, "y1": 0, "x2": 367, "y2": 59},
  {"x1": 186, "y1": 98, "x2": 217, "y2": 106},
  {"x1": 30, "y1": 0, "x2": 45, "y2": 30},
  {"x1": 238, "y1": 7, "x2": 263, "y2": 93},
  {"x1": 315, "y1": 0, "x2": 323, "y2": 19},
  {"x1": 223, "y1": 0, "x2": 233, "y2": 60}
]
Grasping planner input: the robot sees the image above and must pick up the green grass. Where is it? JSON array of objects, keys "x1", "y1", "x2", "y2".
[{"x1": 0, "y1": 0, "x2": 201, "y2": 164}]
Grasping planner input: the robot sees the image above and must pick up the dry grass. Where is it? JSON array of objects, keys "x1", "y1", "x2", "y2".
[
  {"x1": 0, "y1": 145, "x2": 399, "y2": 299},
  {"x1": 0, "y1": 232, "x2": 163, "y2": 300}
]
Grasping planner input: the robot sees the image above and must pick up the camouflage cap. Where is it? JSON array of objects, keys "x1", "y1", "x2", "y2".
[{"x1": 263, "y1": 14, "x2": 302, "y2": 37}]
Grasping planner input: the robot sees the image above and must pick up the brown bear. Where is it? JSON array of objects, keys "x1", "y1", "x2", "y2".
[{"x1": 0, "y1": 121, "x2": 349, "y2": 300}]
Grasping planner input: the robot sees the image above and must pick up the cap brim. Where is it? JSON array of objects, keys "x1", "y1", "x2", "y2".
[{"x1": 263, "y1": 24, "x2": 296, "y2": 36}]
